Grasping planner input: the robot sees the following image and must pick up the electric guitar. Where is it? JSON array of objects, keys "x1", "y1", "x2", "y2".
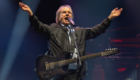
[{"x1": 36, "y1": 48, "x2": 120, "y2": 80}]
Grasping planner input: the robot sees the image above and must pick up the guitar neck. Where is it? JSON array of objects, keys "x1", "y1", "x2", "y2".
[{"x1": 49, "y1": 52, "x2": 102, "y2": 69}]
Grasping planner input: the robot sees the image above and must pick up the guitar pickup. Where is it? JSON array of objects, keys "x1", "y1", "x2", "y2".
[{"x1": 45, "y1": 62, "x2": 49, "y2": 70}]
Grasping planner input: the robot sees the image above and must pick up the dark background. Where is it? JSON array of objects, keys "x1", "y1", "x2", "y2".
[{"x1": 0, "y1": 0, "x2": 140, "y2": 80}]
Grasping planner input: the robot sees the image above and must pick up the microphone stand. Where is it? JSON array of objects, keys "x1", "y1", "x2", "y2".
[{"x1": 69, "y1": 24, "x2": 82, "y2": 80}]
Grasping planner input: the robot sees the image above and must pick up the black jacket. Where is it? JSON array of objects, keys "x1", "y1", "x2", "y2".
[{"x1": 29, "y1": 15, "x2": 112, "y2": 79}]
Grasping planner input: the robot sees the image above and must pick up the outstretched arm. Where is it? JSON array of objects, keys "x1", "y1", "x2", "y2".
[
  {"x1": 84, "y1": 7, "x2": 123, "y2": 40},
  {"x1": 19, "y1": 2, "x2": 51, "y2": 37}
]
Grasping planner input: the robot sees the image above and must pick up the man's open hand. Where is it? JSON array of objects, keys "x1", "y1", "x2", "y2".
[
  {"x1": 108, "y1": 7, "x2": 123, "y2": 20},
  {"x1": 19, "y1": 2, "x2": 33, "y2": 16}
]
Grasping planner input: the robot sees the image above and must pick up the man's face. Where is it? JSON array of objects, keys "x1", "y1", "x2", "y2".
[{"x1": 59, "y1": 7, "x2": 72, "y2": 26}]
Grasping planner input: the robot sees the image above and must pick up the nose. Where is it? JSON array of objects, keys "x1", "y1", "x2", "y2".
[
  {"x1": 66, "y1": 13, "x2": 69, "y2": 16},
  {"x1": 66, "y1": 12, "x2": 70, "y2": 16}
]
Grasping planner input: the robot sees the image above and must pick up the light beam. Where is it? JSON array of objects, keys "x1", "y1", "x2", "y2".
[{"x1": 0, "y1": 0, "x2": 40, "y2": 80}]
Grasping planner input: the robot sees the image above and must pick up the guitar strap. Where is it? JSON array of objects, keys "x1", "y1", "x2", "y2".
[{"x1": 45, "y1": 49, "x2": 54, "y2": 57}]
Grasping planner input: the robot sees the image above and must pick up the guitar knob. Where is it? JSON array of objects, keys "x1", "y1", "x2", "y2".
[{"x1": 44, "y1": 72, "x2": 46, "y2": 77}]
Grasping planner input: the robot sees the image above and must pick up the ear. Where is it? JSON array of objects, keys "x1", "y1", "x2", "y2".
[
  {"x1": 58, "y1": 16, "x2": 62, "y2": 22},
  {"x1": 58, "y1": 17, "x2": 61, "y2": 21}
]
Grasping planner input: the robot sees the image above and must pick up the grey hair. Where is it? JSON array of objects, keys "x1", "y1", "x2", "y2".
[{"x1": 56, "y1": 5, "x2": 74, "y2": 24}]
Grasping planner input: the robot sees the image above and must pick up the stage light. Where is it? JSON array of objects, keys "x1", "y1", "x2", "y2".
[{"x1": 0, "y1": 0, "x2": 40, "y2": 80}]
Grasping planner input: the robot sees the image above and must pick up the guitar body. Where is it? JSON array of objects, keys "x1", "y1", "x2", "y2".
[
  {"x1": 35, "y1": 49, "x2": 120, "y2": 80},
  {"x1": 36, "y1": 54, "x2": 69, "y2": 80}
]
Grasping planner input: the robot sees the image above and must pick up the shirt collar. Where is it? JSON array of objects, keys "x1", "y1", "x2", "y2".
[{"x1": 60, "y1": 23, "x2": 70, "y2": 27}]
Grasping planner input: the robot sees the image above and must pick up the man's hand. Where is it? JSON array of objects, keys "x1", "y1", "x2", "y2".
[
  {"x1": 108, "y1": 7, "x2": 123, "y2": 20},
  {"x1": 19, "y1": 2, "x2": 33, "y2": 16}
]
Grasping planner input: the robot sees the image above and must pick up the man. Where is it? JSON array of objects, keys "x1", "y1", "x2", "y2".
[{"x1": 19, "y1": 2, "x2": 123, "y2": 80}]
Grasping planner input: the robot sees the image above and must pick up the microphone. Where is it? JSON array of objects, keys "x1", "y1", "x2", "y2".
[{"x1": 68, "y1": 17, "x2": 75, "y2": 26}]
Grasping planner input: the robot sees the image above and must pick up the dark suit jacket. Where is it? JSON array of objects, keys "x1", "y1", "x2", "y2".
[{"x1": 29, "y1": 15, "x2": 112, "y2": 79}]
